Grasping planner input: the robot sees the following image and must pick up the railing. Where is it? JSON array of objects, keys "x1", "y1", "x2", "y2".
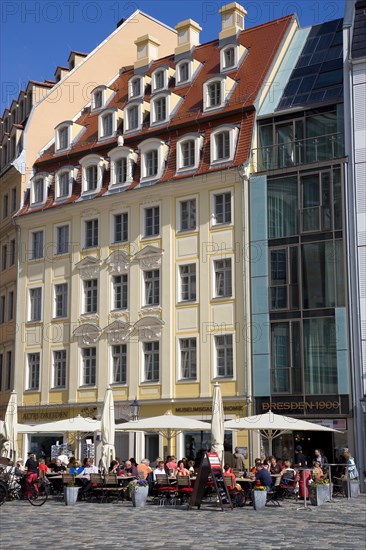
[{"x1": 252, "y1": 132, "x2": 345, "y2": 172}]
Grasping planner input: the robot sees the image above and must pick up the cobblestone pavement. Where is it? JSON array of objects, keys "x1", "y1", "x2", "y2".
[{"x1": 0, "y1": 494, "x2": 365, "y2": 550}]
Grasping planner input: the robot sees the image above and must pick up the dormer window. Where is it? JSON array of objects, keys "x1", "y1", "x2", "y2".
[
  {"x1": 178, "y1": 62, "x2": 189, "y2": 83},
  {"x1": 203, "y1": 76, "x2": 235, "y2": 112},
  {"x1": 155, "y1": 70, "x2": 164, "y2": 90},
  {"x1": 129, "y1": 76, "x2": 143, "y2": 99},
  {"x1": 176, "y1": 134, "x2": 203, "y2": 172},
  {"x1": 138, "y1": 138, "x2": 168, "y2": 183},
  {"x1": 97, "y1": 108, "x2": 121, "y2": 141},
  {"x1": 108, "y1": 147, "x2": 136, "y2": 189},
  {"x1": 102, "y1": 113, "x2": 113, "y2": 136},
  {"x1": 127, "y1": 105, "x2": 139, "y2": 131},
  {"x1": 55, "y1": 166, "x2": 76, "y2": 200},
  {"x1": 94, "y1": 90, "x2": 103, "y2": 109},
  {"x1": 30, "y1": 173, "x2": 51, "y2": 206},
  {"x1": 56, "y1": 123, "x2": 71, "y2": 151},
  {"x1": 124, "y1": 101, "x2": 148, "y2": 134},
  {"x1": 151, "y1": 67, "x2": 169, "y2": 93},
  {"x1": 80, "y1": 154, "x2": 105, "y2": 195},
  {"x1": 151, "y1": 95, "x2": 167, "y2": 124},
  {"x1": 210, "y1": 125, "x2": 239, "y2": 165},
  {"x1": 223, "y1": 47, "x2": 235, "y2": 69}
]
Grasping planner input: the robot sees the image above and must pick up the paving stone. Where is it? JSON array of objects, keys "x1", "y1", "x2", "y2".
[{"x1": 0, "y1": 494, "x2": 365, "y2": 549}]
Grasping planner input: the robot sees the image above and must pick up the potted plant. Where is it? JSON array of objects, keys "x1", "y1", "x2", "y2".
[
  {"x1": 128, "y1": 479, "x2": 149, "y2": 507},
  {"x1": 309, "y1": 479, "x2": 332, "y2": 506},
  {"x1": 252, "y1": 483, "x2": 267, "y2": 510},
  {"x1": 342, "y1": 476, "x2": 360, "y2": 499},
  {"x1": 64, "y1": 482, "x2": 80, "y2": 506}
]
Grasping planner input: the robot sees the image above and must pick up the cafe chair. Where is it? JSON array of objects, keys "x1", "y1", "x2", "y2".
[
  {"x1": 224, "y1": 476, "x2": 246, "y2": 507},
  {"x1": 102, "y1": 474, "x2": 125, "y2": 503},
  {"x1": 277, "y1": 471, "x2": 299, "y2": 499},
  {"x1": 176, "y1": 475, "x2": 193, "y2": 505},
  {"x1": 154, "y1": 474, "x2": 177, "y2": 506}
]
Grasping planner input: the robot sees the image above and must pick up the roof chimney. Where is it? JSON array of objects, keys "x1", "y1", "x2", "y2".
[
  {"x1": 174, "y1": 19, "x2": 202, "y2": 56},
  {"x1": 134, "y1": 35, "x2": 160, "y2": 69},
  {"x1": 219, "y1": 2, "x2": 247, "y2": 41}
]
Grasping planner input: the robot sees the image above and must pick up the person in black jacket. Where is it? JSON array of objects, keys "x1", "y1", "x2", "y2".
[{"x1": 293, "y1": 445, "x2": 307, "y2": 467}]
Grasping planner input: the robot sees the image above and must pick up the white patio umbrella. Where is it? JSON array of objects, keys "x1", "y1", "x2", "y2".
[
  {"x1": 115, "y1": 411, "x2": 210, "y2": 456},
  {"x1": 211, "y1": 383, "x2": 224, "y2": 464},
  {"x1": 3, "y1": 391, "x2": 18, "y2": 461},
  {"x1": 99, "y1": 387, "x2": 115, "y2": 473},
  {"x1": 224, "y1": 411, "x2": 342, "y2": 455}
]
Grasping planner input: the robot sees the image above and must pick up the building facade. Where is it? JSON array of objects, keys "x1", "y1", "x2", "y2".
[{"x1": 14, "y1": 4, "x2": 296, "y2": 462}]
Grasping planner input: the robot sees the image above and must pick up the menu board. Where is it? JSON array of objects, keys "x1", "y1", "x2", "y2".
[{"x1": 189, "y1": 451, "x2": 232, "y2": 511}]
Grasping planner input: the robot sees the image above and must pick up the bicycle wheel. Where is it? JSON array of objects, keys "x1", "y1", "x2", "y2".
[
  {"x1": 0, "y1": 481, "x2": 8, "y2": 506},
  {"x1": 28, "y1": 480, "x2": 48, "y2": 506}
]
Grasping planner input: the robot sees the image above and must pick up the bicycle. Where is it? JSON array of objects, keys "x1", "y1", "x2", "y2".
[{"x1": 0, "y1": 468, "x2": 49, "y2": 506}]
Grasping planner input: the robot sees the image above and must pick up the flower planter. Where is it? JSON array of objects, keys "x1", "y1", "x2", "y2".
[
  {"x1": 253, "y1": 490, "x2": 267, "y2": 510},
  {"x1": 310, "y1": 483, "x2": 332, "y2": 506},
  {"x1": 343, "y1": 480, "x2": 360, "y2": 499},
  {"x1": 64, "y1": 486, "x2": 80, "y2": 506},
  {"x1": 132, "y1": 485, "x2": 149, "y2": 507}
]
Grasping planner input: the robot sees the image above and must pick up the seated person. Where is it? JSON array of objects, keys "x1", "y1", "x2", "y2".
[
  {"x1": 38, "y1": 459, "x2": 50, "y2": 477},
  {"x1": 223, "y1": 464, "x2": 236, "y2": 490},
  {"x1": 176, "y1": 460, "x2": 189, "y2": 477},
  {"x1": 166, "y1": 456, "x2": 178, "y2": 473},
  {"x1": 269, "y1": 456, "x2": 281, "y2": 475},
  {"x1": 69, "y1": 460, "x2": 84, "y2": 475},
  {"x1": 255, "y1": 463, "x2": 273, "y2": 490},
  {"x1": 250, "y1": 458, "x2": 262, "y2": 474},
  {"x1": 280, "y1": 460, "x2": 295, "y2": 485},
  {"x1": 312, "y1": 461, "x2": 324, "y2": 481},
  {"x1": 80, "y1": 457, "x2": 99, "y2": 477},
  {"x1": 137, "y1": 458, "x2": 152, "y2": 479},
  {"x1": 187, "y1": 460, "x2": 195, "y2": 475},
  {"x1": 50, "y1": 459, "x2": 67, "y2": 473},
  {"x1": 123, "y1": 460, "x2": 138, "y2": 477},
  {"x1": 153, "y1": 460, "x2": 168, "y2": 480}
]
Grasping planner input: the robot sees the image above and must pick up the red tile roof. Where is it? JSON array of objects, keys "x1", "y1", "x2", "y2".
[{"x1": 19, "y1": 14, "x2": 293, "y2": 217}]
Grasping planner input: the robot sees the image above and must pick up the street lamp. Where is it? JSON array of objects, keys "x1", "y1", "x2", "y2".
[{"x1": 130, "y1": 398, "x2": 140, "y2": 459}]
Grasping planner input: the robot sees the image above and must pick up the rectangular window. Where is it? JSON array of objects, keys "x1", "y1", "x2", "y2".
[
  {"x1": 304, "y1": 318, "x2": 337, "y2": 393},
  {"x1": 58, "y1": 127, "x2": 69, "y2": 149},
  {"x1": 128, "y1": 106, "x2": 139, "y2": 130},
  {"x1": 155, "y1": 71, "x2": 164, "y2": 90},
  {"x1": 28, "y1": 353, "x2": 40, "y2": 390},
  {"x1": 31, "y1": 231, "x2": 44, "y2": 259},
  {"x1": 214, "y1": 193, "x2": 231, "y2": 224},
  {"x1": 215, "y1": 335, "x2": 233, "y2": 377},
  {"x1": 3, "y1": 194, "x2": 9, "y2": 217},
  {"x1": 132, "y1": 79, "x2": 141, "y2": 97},
  {"x1": 302, "y1": 242, "x2": 336, "y2": 309},
  {"x1": 56, "y1": 225, "x2": 69, "y2": 255},
  {"x1": 144, "y1": 206, "x2": 160, "y2": 237},
  {"x1": 180, "y1": 199, "x2": 196, "y2": 231},
  {"x1": 143, "y1": 341, "x2": 159, "y2": 382},
  {"x1": 155, "y1": 97, "x2": 166, "y2": 122},
  {"x1": 86, "y1": 165, "x2": 98, "y2": 191},
  {"x1": 181, "y1": 140, "x2": 195, "y2": 168},
  {"x1": 55, "y1": 283, "x2": 68, "y2": 318},
  {"x1": 11, "y1": 188, "x2": 16, "y2": 212},
  {"x1": 268, "y1": 176, "x2": 298, "y2": 238},
  {"x1": 208, "y1": 82, "x2": 221, "y2": 107},
  {"x1": 8, "y1": 290, "x2": 14, "y2": 321},
  {"x1": 9, "y1": 239, "x2": 15, "y2": 266},
  {"x1": 179, "y1": 264, "x2": 196, "y2": 302},
  {"x1": 270, "y1": 249, "x2": 288, "y2": 309},
  {"x1": 102, "y1": 113, "x2": 113, "y2": 137},
  {"x1": 145, "y1": 150, "x2": 158, "y2": 178},
  {"x1": 144, "y1": 270, "x2": 160, "y2": 306},
  {"x1": 94, "y1": 90, "x2": 102, "y2": 109},
  {"x1": 5, "y1": 351, "x2": 11, "y2": 390},
  {"x1": 29, "y1": 287, "x2": 42, "y2": 321},
  {"x1": 112, "y1": 344, "x2": 127, "y2": 384},
  {"x1": 113, "y1": 275, "x2": 128, "y2": 310},
  {"x1": 53, "y1": 350, "x2": 66, "y2": 388},
  {"x1": 59, "y1": 172, "x2": 69, "y2": 197},
  {"x1": 0, "y1": 296, "x2": 5, "y2": 324},
  {"x1": 85, "y1": 219, "x2": 98, "y2": 248},
  {"x1": 214, "y1": 259, "x2": 232, "y2": 297},
  {"x1": 179, "y1": 63, "x2": 189, "y2": 83},
  {"x1": 5, "y1": 351, "x2": 12, "y2": 390},
  {"x1": 34, "y1": 180, "x2": 44, "y2": 203},
  {"x1": 114, "y1": 212, "x2": 128, "y2": 243},
  {"x1": 82, "y1": 347, "x2": 96, "y2": 386},
  {"x1": 83, "y1": 279, "x2": 98, "y2": 314},
  {"x1": 180, "y1": 338, "x2": 197, "y2": 380},
  {"x1": 115, "y1": 158, "x2": 127, "y2": 185},
  {"x1": 224, "y1": 47, "x2": 235, "y2": 68},
  {"x1": 272, "y1": 323, "x2": 290, "y2": 392},
  {"x1": 215, "y1": 131, "x2": 230, "y2": 160},
  {"x1": 2, "y1": 244, "x2": 7, "y2": 271}
]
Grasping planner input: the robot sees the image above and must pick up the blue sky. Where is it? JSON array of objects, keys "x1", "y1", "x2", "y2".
[{"x1": 1, "y1": 0, "x2": 346, "y2": 112}]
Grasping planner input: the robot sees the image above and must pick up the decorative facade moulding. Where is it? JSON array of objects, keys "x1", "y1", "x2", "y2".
[
  {"x1": 106, "y1": 250, "x2": 132, "y2": 274},
  {"x1": 134, "y1": 245, "x2": 164, "y2": 269},
  {"x1": 138, "y1": 306, "x2": 162, "y2": 319},
  {"x1": 81, "y1": 208, "x2": 100, "y2": 218},
  {"x1": 75, "y1": 256, "x2": 101, "y2": 279},
  {"x1": 109, "y1": 310, "x2": 129, "y2": 322},
  {"x1": 131, "y1": 316, "x2": 165, "y2": 340},
  {"x1": 104, "y1": 320, "x2": 131, "y2": 344},
  {"x1": 73, "y1": 322, "x2": 102, "y2": 345}
]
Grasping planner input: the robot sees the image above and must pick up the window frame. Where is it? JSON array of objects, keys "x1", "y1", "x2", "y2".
[
  {"x1": 176, "y1": 134, "x2": 203, "y2": 173},
  {"x1": 128, "y1": 76, "x2": 144, "y2": 100},
  {"x1": 176, "y1": 59, "x2": 192, "y2": 86},
  {"x1": 211, "y1": 189, "x2": 233, "y2": 227},
  {"x1": 52, "y1": 349, "x2": 67, "y2": 389},
  {"x1": 212, "y1": 257, "x2": 233, "y2": 299},
  {"x1": 53, "y1": 282, "x2": 68, "y2": 319},
  {"x1": 80, "y1": 154, "x2": 105, "y2": 196},
  {"x1": 143, "y1": 268, "x2": 160, "y2": 307},
  {"x1": 29, "y1": 229, "x2": 44, "y2": 260},
  {"x1": 210, "y1": 125, "x2": 239, "y2": 165},
  {"x1": 220, "y1": 44, "x2": 239, "y2": 72},
  {"x1": 112, "y1": 273, "x2": 128, "y2": 311},
  {"x1": 82, "y1": 278, "x2": 98, "y2": 315},
  {"x1": 151, "y1": 93, "x2": 169, "y2": 125},
  {"x1": 138, "y1": 139, "x2": 168, "y2": 183},
  {"x1": 142, "y1": 204, "x2": 160, "y2": 238},
  {"x1": 55, "y1": 223, "x2": 70, "y2": 255},
  {"x1": 27, "y1": 351, "x2": 41, "y2": 391},
  {"x1": 80, "y1": 346, "x2": 97, "y2": 387},
  {"x1": 56, "y1": 123, "x2": 71, "y2": 152},
  {"x1": 28, "y1": 286, "x2": 43, "y2": 322},
  {"x1": 84, "y1": 218, "x2": 99, "y2": 249},
  {"x1": 98, "y1": 108, "x2": 119, "y2": 141},
  {"x1": 110, "y1": 343, "x2": 127, "y2": 385},
  {"x1": 30, "y1": 173, "x2": 50, "y2": 207},
  {"x1": 124, "y1": 101, "x2": 143, "y2": 133},
  {"x1": 111, "y1": 210, "x2": 129, "y2": 244},
  {"x1": 213, "y1": 333, "x2": 235, "y2": 379},
  {"x1": 151, "y1": 67, "x2": 168, "y2": 92},
  {"x1": 108, "y1": 147, "x2": 136, "y2": 189},
  {"x1": 176, "y1": 195, "x2": 198, "y2": 233},
  {"x1": 177, "y1": 261, "x2": 198, "y2": 303},
  {"x1": 142, "y1": 340, "x2": 160, "y2": 383},
  {"x1": 178, "y1": 337, "x2": 198, "y2": 381},
  {"x1": 55, "y1": 166, "x2": 75, "y2": 200},
  {"x1": 203, "y1": 77, "x2": 227, "y2": 112}
]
